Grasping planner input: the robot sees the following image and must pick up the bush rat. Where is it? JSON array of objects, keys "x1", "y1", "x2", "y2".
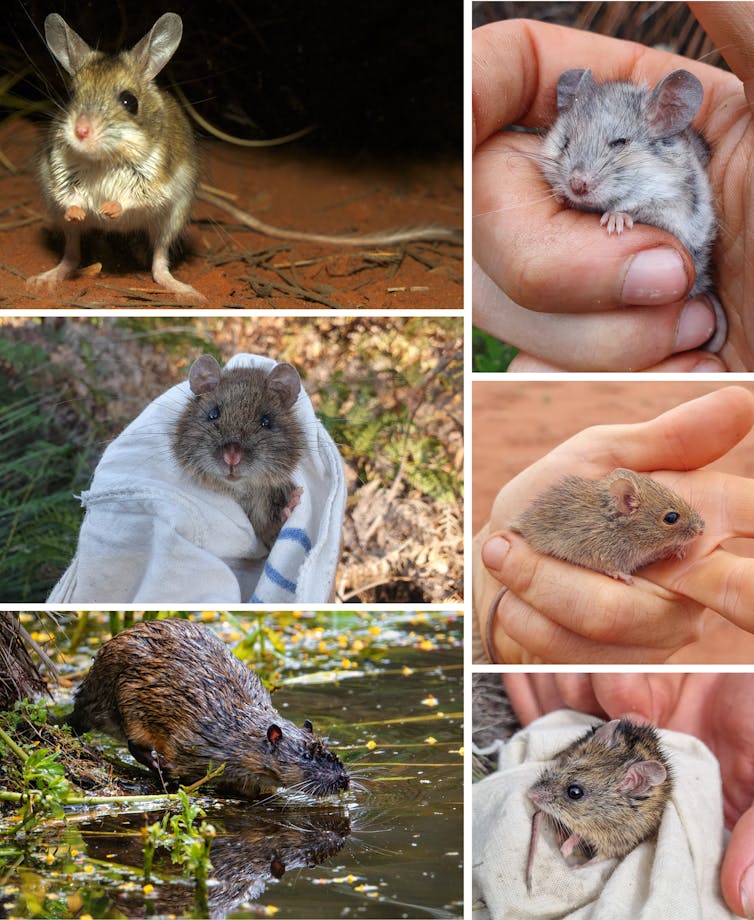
[
  {"x1": 526, "y1": 719, "x2": 671, "y2": 889},
  {"x1": 511, "y1": 467, "x2": 704, "y2": 584},
  {"x1": 540, "y1": 69, "x2": 726, "y2": 352},
  {"x1": 29, "y1": 13, "x2": 202, "y2": 302},
  {"x1": 69, "y1": 618, "x2": 350, "y2": 799},
  {"x1": 172, "y1": 354, "x2": 304, "y2": 549}
]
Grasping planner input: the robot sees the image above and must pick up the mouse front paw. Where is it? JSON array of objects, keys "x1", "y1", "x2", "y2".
[
  {"x1": 600, "y1": 211, "x2": 634, "y2": 234},
  {"x1": 99, "y1": 200, "x2": 123, "y2": 220},
  {"x1": 65, "y1": 205, "x2": 86, "y2": 222},
  {"x1": 281, "y1": 487, "x2": 304, "y2": 522}
]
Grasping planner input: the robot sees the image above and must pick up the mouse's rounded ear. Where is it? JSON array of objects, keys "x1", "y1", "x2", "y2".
[
  {"x1": 188, "y1": 354, "x2": 222, "y2": 394},
  {"x1": 608, "y1": 476, "x2": 641, "y2": 516},
  {"x1": 267, "y1": 362, "x2": 301, "y2": 409},
  {"x1": 618, "y1": 760, "x2": 667, "y2": 796},
  {"x1": 44, "y1": 14, "x2": 93, "y2": 75},
  {"x1": 645, "y1": 69, "x2": 703, "y2": 137},
  {"x1": 556, "y1": 69, "x2": 595, "y2": 113},
  {"x1": 131, "y1": 12, "x2": 184, "y2": 81}
]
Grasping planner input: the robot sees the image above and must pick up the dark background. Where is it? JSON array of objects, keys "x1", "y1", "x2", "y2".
[{"x1": 6, "y1": 0, "x2": 462, "y2": 156}]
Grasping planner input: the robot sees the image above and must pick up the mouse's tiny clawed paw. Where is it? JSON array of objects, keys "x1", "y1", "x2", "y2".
[
  {"x1": 26, "y1": 263, "x2": 72, "y2": 290},
  {"x1": 609, "y1": 570, "x2": 634, "y2": 585},
  {"x1": 64, "y1": 205, "x2": 86, "y2": 222},
  {"x1": 600, "y1": 211, "x2": 634, "y2": 235},
  {"x1": 281, "y1": 487, "x2": 304, "y2": 521},
  {"x1": 99, "y1": 200, "x2": 123, "y2": 220}
]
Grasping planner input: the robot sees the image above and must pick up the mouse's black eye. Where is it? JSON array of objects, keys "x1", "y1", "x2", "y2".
[
  {"x1": 609, "y1": 138, "x2": 627, "y2": 148},
  {"x1": 118, "y1": 91, "x2": 139, "y2": 116},
  {"x1": 663, "y1": 511, "x2": 681, "y2": 525},
  {"x1": 260, "y1": 414, "x2": 272, "y2": 429},
  {"x1": 566, "y1": 784, "x2": 584, "y2": 800},
  {"x1": 207, "y1": 405, "x2": 221, "y2": 421},
  {"x1": 561, "y1": 137, "x2": 570, "y2": 152}
]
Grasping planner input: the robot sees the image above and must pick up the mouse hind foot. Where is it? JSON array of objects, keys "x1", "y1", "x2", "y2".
[{"x1": 152, "y1": 246, "x2": 206, "y2": 304}]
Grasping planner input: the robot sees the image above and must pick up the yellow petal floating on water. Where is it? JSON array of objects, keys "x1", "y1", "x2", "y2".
[{"x1": 421, "y1": 694, "x2": 439, "y2": 707}]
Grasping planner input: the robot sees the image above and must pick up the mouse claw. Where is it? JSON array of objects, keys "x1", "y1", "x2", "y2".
[
  {"x1": 99, "y1": 200, "x2": 122, "y2": 220},
  {"x1": 600, "y1": 211, "x2": 634, "y2": 234}
]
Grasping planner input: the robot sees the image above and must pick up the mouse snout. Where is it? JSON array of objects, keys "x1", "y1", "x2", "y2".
[
  {"x1": 223, "y1": 442, "x2": 244, "y2": 473},
  {"x1": 527, "y1": 785, "x2": 552, "y2": 806},
  {"x1": 567, "y1": 171, "x2": 592, "y2": 198}
]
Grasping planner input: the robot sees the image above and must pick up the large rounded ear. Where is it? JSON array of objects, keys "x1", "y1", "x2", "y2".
[
  {"x1": 592, "y1": 719, "x2": 623, "y2": 748},
  {"x1": 645, "y1": 69, "x2": 703, "y2": 138},
  {"x1": 267, "y1": 363, "x2": 301, "y2": 409},
  {"x1": 131, "y1": 12, "x2": 183, "y2": 81},
  {"x1": 44, "y1": 14, "x2": 93, "y2": 75},
  {"x1": 618, "y1": 760, "x2": 667, "y2": 796},
  {"x1": 608, "y1": 476, "x2": 641, "y2": 516},
  {"x1": 267, "y1": 723, "x2": 283, "y2": 745},
  {"x1": 556, "y1": 69, "x2": 595, "y2": 114},
  {"x1": 188, "y1": 354, "x2": 222, "y2": 395}
]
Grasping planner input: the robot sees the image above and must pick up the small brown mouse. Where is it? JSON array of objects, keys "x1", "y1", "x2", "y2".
[
  {"x1": 69, "y1": 618, "x2": 350, "y2": 799},
  {"x1": 511, "y1": 467, "x2": 704, "y2": 584},
  {"x1": 172, "y1": 354, "x2": 304, "y2": 549},
  {"x1": 526, "y1": 719, "x2": 671, "y2": 890},
  {"x1": 29, "y1": 13, "x2": 202, "y2": 302}
]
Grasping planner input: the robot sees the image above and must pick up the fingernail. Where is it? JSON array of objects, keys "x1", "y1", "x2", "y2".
[
  {"x1": 482, "y1": 535, "x2": 511, "y2": 572},
  {"x1": 622, "y1": 248, "x2": 688, "y2": 305},
  {"x1": 690, "y1": 358, "x2": 725, "y2": 373},
  {"x1": 674, "y1": 298, "x2": 717, "y2": 352},
  {"x1": 740, "y1": 863, "x2": 754, "y2": 918}
]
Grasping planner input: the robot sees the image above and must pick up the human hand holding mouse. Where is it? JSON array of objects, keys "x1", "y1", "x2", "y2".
[
  {"x1": 474, "y1": 386, "x2": 754, "y2": 663},
  {"x1": 472, "y1": 4, "x2": 754, "y2": 371},
  {"x1": 503, "y1": 673, "x2": 754, "y2": 918}
]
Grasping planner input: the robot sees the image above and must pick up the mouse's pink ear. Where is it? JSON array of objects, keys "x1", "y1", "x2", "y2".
[
  {"x1": 188, "y1": 354, "x2": 222, "y2": 395},
  {"x1": 131, "y1": 12, "x2": 184, "y2": 81},
  {"x1": 267, "y1": 362, "x2": 301, "y2": 409},
  {"x1": 608, "y1": 476, "x2": 641, "y2": 516},
  {"x1": 44, "y1": 14, "x2": 93, "y2": 76},
  {"x1": 556, "y1": 69, "x2": 596, "y2": 114},
  {"x1": 645, "y1": 69, "x2": 703, "y2": 138},
  {"x1": 618, "y1": 760, "x2": 668, "y2": 796},
  {"x1": 592, "y1": 719, "x2": 622, "y2": 748}
]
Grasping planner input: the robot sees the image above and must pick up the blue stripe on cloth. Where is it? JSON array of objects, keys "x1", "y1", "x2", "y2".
[
  {"x1": 250, "y1": 594, "x2": 262, "y2": 602},
  {"x1": 277, "y1": 527, "x2": 313, "y2": 553},
  {"x1": 263, "y1": 561, "x2": 297, "y2": 594}
]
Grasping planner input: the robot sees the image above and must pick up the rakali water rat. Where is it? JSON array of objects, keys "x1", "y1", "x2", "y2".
[
  {"x1": 512, "y1": 467, "x2": 704, "y2": 584},
  {"x1": 540, "y1": 68, "x2": 726, "y2": 352},
  {"x1": 526, "y1": 718, "x2": 671, "y2": 890},
  {"x1": 69, "y1": 618, "x2": 350, "y2": 799}
]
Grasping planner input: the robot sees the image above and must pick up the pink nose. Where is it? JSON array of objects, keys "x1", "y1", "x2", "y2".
[
  {"x1": 223, "y1": 443, "x2": 243, "y2": 469},
  {"x1": 75, "y1": 115, "x2": 92, "y2": 140},
  {"x1": 568, "y1": 174, "x2": 590, "y2": 197}
]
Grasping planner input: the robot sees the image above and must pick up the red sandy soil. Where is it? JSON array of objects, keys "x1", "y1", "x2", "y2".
[
  {"x1": 472, "y1": 380, "x2": 754, "y2": 534},
  {"x1": 0, "y1": 119, "x2": 462, "y2": 309}
]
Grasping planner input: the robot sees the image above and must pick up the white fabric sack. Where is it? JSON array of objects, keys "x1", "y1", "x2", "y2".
[
  {"x1": 48, "y1": 353, "x2": 345, "y2": 603},
  {"x1": 473, "y1": 709, "x2": 735, "y2": 920}
]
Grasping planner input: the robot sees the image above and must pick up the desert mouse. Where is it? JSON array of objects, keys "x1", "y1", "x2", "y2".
[
  {"x1": 29, "y1": 13, "x2": 202, "y2": 302},
  {"x1": 526, "y1": 719, "x2": 671, "y2": 890},
  {"x1": 540, "y1": 69, "x2": 726, "y2": 352},
  {"x1": 511, "y1": 467, "x2": 704, "y2": 584},
  {"x1": 172, "y1": 354, "x2": 304, "y2": 548}
]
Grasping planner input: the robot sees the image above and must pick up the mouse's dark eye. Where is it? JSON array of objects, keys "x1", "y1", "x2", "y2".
[
  {"x1": 663, "y1": 511, "x2": 681, "y2": 525},
  {"x1": 207, "y1": 405, "x2": 221, "y2": 421},
  {"x1": 566, "y1": 784, "x2": 584, "y2": 800},
  {"x1": 118, "y1": 91, "x2": 139, "y2": 116},
  {"x1": 609, "y1": 138, "x2": 628, "y2": 148},
  {"x1": 561, "y1": 137, "x2": 570, "y2": 152},
  {"x1": 260, "y1": 414, "x2": 272, "y2": 429}
]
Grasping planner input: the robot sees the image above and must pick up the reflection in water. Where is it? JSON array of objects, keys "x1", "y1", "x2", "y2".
[{"x1": 81, "y1": 805, "x2": 351, "y2": 918}]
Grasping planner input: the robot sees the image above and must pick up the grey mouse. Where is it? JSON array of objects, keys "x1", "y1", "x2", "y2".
[
  {"x1": 540, "y1": 68, "x2": 726, "y2": 352},
  {"x1": 172, "y1": 355, "x2": 305, "y2": 548}
]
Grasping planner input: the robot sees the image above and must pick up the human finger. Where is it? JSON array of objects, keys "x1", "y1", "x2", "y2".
[
  {"x1": 721, "y1": 802, "x2": 754, "y2": 918},
  {"x1": 507, "y1": 349, "x2": 727, "y2": 373}
]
